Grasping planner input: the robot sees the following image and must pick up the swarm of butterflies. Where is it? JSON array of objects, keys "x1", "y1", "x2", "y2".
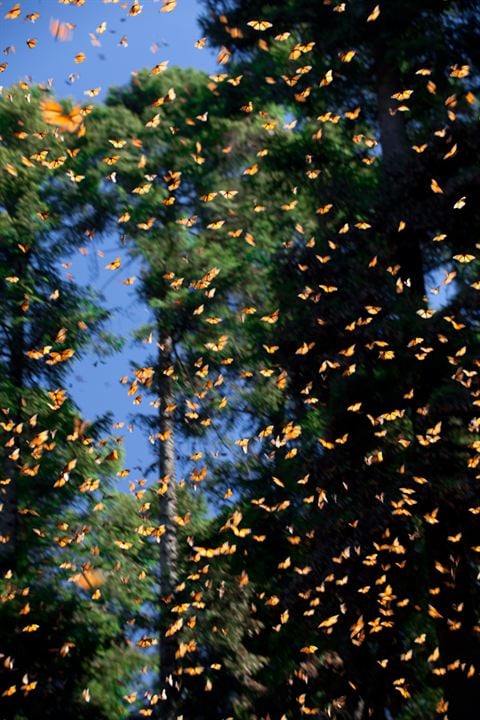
[{"x1": 1, "y1": 1, "x2": 479, "y2": 719}]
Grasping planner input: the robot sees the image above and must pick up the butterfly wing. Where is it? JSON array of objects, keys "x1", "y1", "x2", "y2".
[{"x1": 41, "y1": 99, "x2": 83, "y2": 133}]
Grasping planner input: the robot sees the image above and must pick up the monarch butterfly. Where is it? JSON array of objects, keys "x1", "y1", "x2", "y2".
[
  {"x1": 44, "y1": 156, "x2": 67, "y2": 170},
  {"x1": 243, "y1": 163, "x2": 258, "y2": 176},
  {"x1": 339, "y1": 50, "x2": 356, "y2": 63},
  {"x1": 247, "y1": 20, "x2": 273, "y2": 31},
  {"x1": 217, "y1": 46, "x2": 231, "y2": 65},
  {"x1": 49, "y1": 18, "x2": 73, "y2": 42},
  {"x1": 4, "y1": 3, "x2": 21, "y2": 20},
  {"x1": 114, "y1": 540, "x2": 133, "y2": 550},
  {"x1": 177, "y1": 215, "x2": 197, "y2": 227},
  {"x1": 136, "y1": 636, "x2": 157, "y2": 648},
  {"x1": 73, "y1": 568, "x2": 105, "y2": 591},
  {"x1": 430, "y1": 178, "x2": 443, "y2": 194},
  {"x1": 132, "y1": 183, "x2": 151, "y2": 195},
  {"x1": 161, "y1": 0, "x2": 177, "y2": 12},
  {"x1": 151, "y1": 61, "x2": 168, "y2": 75},
  {"x1": 84, "y1": 87, "x2": 101, "y2": 97},
  {"x1": 227, "y1": 75, "x2": 243, "y2": 86},
  {"x1": 105, "y1": 257, "x2": 121, "y2": 271},
  {"x1": 128, "y1": 2, "x2": 143, "y2": 16},
  {"x1": 417, "y1": 308, "x2": 435, "y2": 319},
  {"x1": 41, "y1": 99, "x2": 84, "y2": 134},
  {"x1": 289, "y1": 42, "x2": 315, "y2": 60},
  {"x1": 201, "y1": 192, "x2": 218, "y2": 202},
  {"x1": 102, "y1": 155, "x2": 119, "y2": 165}
]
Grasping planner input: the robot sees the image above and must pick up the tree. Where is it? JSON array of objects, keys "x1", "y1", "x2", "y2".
[
  {"x1": 93, "y1": 65, "x2": 289, "y2": 716},
  {"x1": 86, "y1": 59, "x2": 361, "y2": 716},
  {"x1": 190, "y1": 2, "x2": 480, "y2": 718},
  {"x1": 0, "y1": 86, "x2": 153, "y2": 719}
]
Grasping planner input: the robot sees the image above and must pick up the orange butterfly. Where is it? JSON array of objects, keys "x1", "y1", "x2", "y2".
[
  {"x1": 247, "y1": 20, "x2": 273, "y2": 31},
  {"x1": 49, "y1": 18, "x2": 73, "y2": 42},
  {"x1": 4, "y1": 3, "x2": 21, "y2": 20},
  {"x1": 73, "y1": 568, "x2": 105, "y2": 591},
  {"x1": 41, "y1": 99, "x2": 84, "y2": 134}
]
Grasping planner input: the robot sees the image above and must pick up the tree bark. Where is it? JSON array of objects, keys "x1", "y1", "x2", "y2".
[
  {"x1": 0, "y1": 442, "x2": 19, "y2": 571},
  {"x1": 0, "y1": 264, "x2": 26, "y2": 572},
  {"x1": 157, "y1": 332, "x2": 179, "y2": 719},
  {"x1": 376, "y1": 62, "x2": 409, "y2": 165},
  {"x1": 425, "y1": 514, "x2": 480, "y2": 719},
  {"x1": 375, "y1": 58, "x2": 426, "y2": 300}
]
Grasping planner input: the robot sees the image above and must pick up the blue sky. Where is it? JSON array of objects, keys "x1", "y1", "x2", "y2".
[
  {"x1": 1, "y1": 0, "x2": 217, "y2": 485},
  {"x1": 1, "y1": 0, "x2": 216, "y2": 100}
]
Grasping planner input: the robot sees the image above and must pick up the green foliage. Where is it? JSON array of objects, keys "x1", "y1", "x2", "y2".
[{"x1": 0, "y1": 89, "x2": 153, "y2": 719}]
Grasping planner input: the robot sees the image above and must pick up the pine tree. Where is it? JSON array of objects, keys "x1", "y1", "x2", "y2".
[
  {"x1": 96, "y1": 66, "x2": 302, "y2": 716},
  {"x1": 191, "y1": 3, "x2": 480, "y2": 717},
  {"x1": 0, "y1": 87, "x2": 153, "y2": 719}
]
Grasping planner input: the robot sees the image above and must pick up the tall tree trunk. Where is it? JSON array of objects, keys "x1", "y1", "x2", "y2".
[
  {"x1": 376, "y1": 62, "x2": 409, "y2": 165},
  {"x1": 377, "y1": 57, "x2": 480, "y2": 715},
  {"x1": 0, "y1": 269, "x2": 26, "y2": 572},
  {"x1": 425, "y1": 512, "x2": 480, "y2": 719},
  {"x1": 157, "y1": 332, "x2": 178, "y2": 719},
  {"x1": 375, "y1": 58, "x2": 426, "y2": 300},
  {"x1": 0, "y1": 416, "x2": 20, "y2": 572}
]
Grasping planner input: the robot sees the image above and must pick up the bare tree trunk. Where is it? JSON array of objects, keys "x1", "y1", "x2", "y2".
[
  {"x1": 157, "y1": 332, "x2": 178, "y2": 719},
  {"x1": 425, "y1": 515, "x2": 480, "y2": 718},
  {"x1": 353, "y1": 698, "x2": 365, "y2": 720},
  {"x1": 0, "y1": 279, "x2": 25, "y2": 572},
  {"x1": 376, "y1": 62, "x2": 409, "y2": 165},
  {"x1": 0, "y1": 452, "x2": 19, "y2": 571},
  {"x1": 375, "y1": 58, "x2": 426, "y2": 300}
]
